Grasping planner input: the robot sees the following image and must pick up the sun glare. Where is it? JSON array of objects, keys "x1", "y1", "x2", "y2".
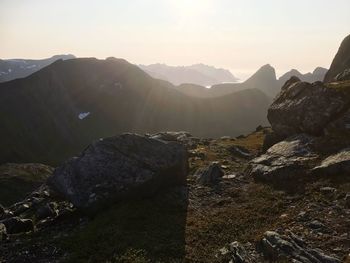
[{"x1": 169, "y1": 0, "x2": 214, "y2": 24}]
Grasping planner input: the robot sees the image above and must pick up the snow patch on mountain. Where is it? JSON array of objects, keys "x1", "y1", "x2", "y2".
[{"x1": 78, "y1": 112, "x2": 90, "y2": 120}]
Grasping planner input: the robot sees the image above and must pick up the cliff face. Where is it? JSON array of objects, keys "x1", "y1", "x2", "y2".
[{"x1": 324, "y1": 34, "x2": 350, "y2": 82}]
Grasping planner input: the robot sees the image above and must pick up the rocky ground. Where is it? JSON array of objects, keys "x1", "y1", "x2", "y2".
[
  {"x1": 0, "y1": 128, "x2": 349, "y2": 263},
  {"x1": 2, "y1": 34, "x2": 350, "y2": 263}
]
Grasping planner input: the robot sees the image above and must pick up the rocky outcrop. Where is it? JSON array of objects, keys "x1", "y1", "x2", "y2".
[
  {"x1": 258, "y1": 231, "x2": 341, "y2": 263},
  {"x1": 218, "y1": 241, "x2": 257, "y2": 263},
  {"x1": 268, "y1": 79, "x2": 350, "y2": 138},
  {"x1": 324, "y1": 34, "x2": 350, "y2": 82},
  {"x1": 48, "y1": 133, "x2": 188, "y2": 211},
  {"x1": 149, "y1": 131, "x2": 200, "y2": 149},
  {"x1": 0, "y1": 184, "x2": 74, "y2": 239},
  {"x1": 335, "y1": 68, "x2": 350, "y2": 81},
  {"x1": 312, "y1": 149, "x2": 350, "y2": 175},
  {"x1": 248, "y1": 134, "x2": 318, "y2": 185},
  {"x1": 150, "y1": 131, "x2": 192, "y2": 142},
  {"x1": 194, "y1": 162, "x2": 224, "y2": 185}
]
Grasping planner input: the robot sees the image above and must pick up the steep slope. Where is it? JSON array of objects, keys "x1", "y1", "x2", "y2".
[
  {"x1": 0, "y1": 58, "x2": 270, "y2": 164},
  {"x1": 139, "y1": 63, "x2": 238, "y2": 86},
  {"x1": 0, "y1": 54, "x2": 75, "y2": 83},
  {"x1": 324, "y1": 34, "x2": 350, "y2": 82}
]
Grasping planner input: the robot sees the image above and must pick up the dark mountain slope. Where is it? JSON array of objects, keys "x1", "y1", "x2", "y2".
[
  {"x1": 0, "y1": 54, "x2": 75, "y2": 83},
  {"x1": 324, "y1": 34, "x2": 350, "y2": 82},
  {"x1": 0, "y1": 58, "x2": 270, "y2": 164}
]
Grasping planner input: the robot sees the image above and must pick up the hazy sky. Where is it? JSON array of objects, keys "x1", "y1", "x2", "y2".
[{"x1": 1, "y1": 0, "x2": 349, "y2": 79}]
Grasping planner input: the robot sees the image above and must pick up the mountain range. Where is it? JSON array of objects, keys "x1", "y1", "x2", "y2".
[
  {"x1": 139, "y1": 63, "x2": 239, "y2": 86},
  {"x1": 0, "y1": 57, "x2": 270, "y2": 165},
  {"x1": 0, "y1": 54, "x2": 330, "y2": 165},
  {"x1": 1, "y1": 54, "x2": 327, "y2": 99},
  {"x1": 173, "y1": 65, "x2": 328, "y2": 98},
  {"x1": 0, "y1": 54, "x2": 75, "y2": 83}
]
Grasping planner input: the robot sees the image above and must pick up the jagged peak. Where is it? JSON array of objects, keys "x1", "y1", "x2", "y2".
[{"x1": 246, "y1": 64, "x2": 277, "y2": 82}]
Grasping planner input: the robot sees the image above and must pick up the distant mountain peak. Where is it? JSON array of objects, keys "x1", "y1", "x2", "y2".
[
  {"x1": 139, "y1": 63, "x2": 238, "y2": 86},
  {"x1": 289, "y1": 69, "x2": 301, "y2": 74},
  {"x1": 248, "y1": 64, "x2": 277, "y2": 81},
  {"x1": 278, "y1": 67, "x2": 327, "y2": 85},
  {"x1": 312, "y1": 67, "x2": 328, "y2": 75}
]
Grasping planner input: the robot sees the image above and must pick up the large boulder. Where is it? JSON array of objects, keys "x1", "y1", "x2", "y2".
[
  {"x1": 48, "y1": 133, "x2": 188, "y2": 211},
  {"x1": 268, "y1": 78, "x2": 350, "y2": 138},
  {"x1": 335, "y1": 68, "x2": 350, "y2": 81},
  {"x1": 324, "y1": 34, "x2": 350, "y2": 82},
  {"x1": 248, "y1": 134, "x2": 318, "y2": 186}
]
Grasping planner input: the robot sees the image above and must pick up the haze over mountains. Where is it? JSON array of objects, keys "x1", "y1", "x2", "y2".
[
  {"x1": 1, "y1": 55, "x2": 327, "y2": 99},
  {"x1": 139, "y1": 63, "x2": 239, "y2": 86},
  {"x1": 173, "y1": 64, "x2": 328, "y2": 98}
]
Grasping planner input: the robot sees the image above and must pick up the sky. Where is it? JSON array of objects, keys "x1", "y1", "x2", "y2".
[{"x1": 1, "y1": 0, "x2": 349, "y2": 79}]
